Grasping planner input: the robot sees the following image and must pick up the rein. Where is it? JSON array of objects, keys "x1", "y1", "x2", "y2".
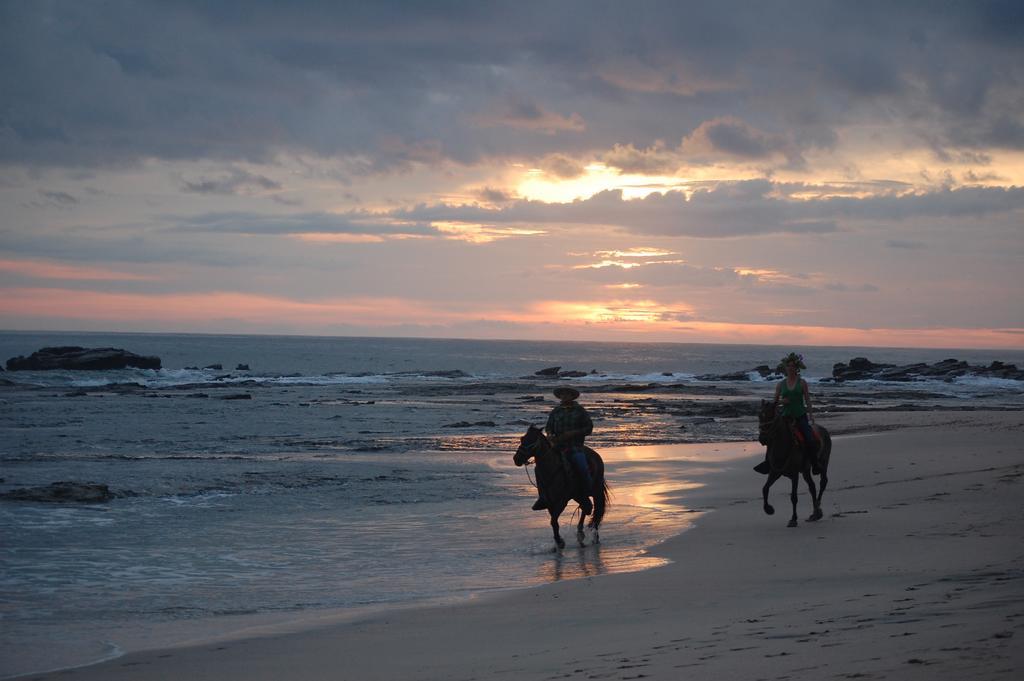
[{"x1": 520, "y1": 438, "x2": 540, "y2": 489}]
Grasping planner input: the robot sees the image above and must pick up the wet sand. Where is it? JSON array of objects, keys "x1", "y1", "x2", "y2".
[{"x1": 21, "y1": 410, "x2": 1024, "y2": 680}]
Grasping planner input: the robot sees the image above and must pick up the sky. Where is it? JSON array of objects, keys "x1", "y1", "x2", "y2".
[{"x1": 1, "y1": 0, "x2": 1023, "y2": 349}]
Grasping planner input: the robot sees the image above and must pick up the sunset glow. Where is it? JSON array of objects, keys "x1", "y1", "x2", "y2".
[
  {"x1": 1, "y1": 3, "x2": 1021, "y2": 349},
  {"x1": 0, "y1": 259, "x2": 157, "y2": 282}
]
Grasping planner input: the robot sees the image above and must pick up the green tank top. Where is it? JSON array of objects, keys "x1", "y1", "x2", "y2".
[{"x1": 779, "y1": 379, "x2": 806, "y2": 418}]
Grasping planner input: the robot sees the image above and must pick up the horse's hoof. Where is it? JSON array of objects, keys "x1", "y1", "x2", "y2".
[
  {"x1": 808, "y1": 508, "x2": 823, "y2": 522},
  {"x1": 577, "y1": 531, "x2": 586, "y2": 546},
  {"x1": 787, "y1": 518, "x2": 798, "y2": 528},
  {"x1": 593, "y1": 532, "x2": 600, "y2": 544},
  {"x1": 556, "y1": 539, "x2": 565, "y2": 549},
  {"x1": 764, "y1": 504, "x2": 775, "y2": 516}
]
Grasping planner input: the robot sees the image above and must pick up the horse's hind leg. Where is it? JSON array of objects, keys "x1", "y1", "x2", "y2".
[
  {"x1": 762, "y1": 472, "x2": 781, "y2": 515},
  {"x1": 576, "y1": 513, "x2": 586, "y2": 546},
  {"x1": 803, "y1": 469, "x2": 823, "y2": 521},
  {"x1": 787, "y1": 476, "x2": 799, "y2": 527},
  {"x1": 816, "y1": 473, "x2": 828, "y2": 510}
]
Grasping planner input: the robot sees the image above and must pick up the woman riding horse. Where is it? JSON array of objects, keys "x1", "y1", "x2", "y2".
[
  {"x1": 774, "y1": 352, "x2": 820, "y2": 473},
  {"x1": 757, "y1": 352, "x2": 833, "y2": 526}
]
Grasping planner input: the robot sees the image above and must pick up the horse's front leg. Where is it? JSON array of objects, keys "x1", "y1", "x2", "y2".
[
  {"x1": 762, "y1": 471, "x2": 781, "y2": 515},
  {"x1": 576, "y1": 508, "x2": 588, "y2": 546},
  {"x1": 787, "y1": 475, "x2": 799, "y2": 527},
  {"x1": 803, "y1": 469, "x2": 822, "y2": 521},
  {"x1": 549, "y1": 509, "x2": 565, "y2": 550}
]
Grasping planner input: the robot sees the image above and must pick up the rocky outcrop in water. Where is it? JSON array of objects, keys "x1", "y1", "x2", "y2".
[
  {"x1": 1, "y1": 481, "x2": 116, "y2": 503},
  {"x1": 532, "y1": 367, "x2": 598, "y2": 379},
  {"x1": 696, "y1": 365, "x2": 779, "y2": 381},
  {"x1": 6, "y1": 346, "x2": 161, "y2": 371},
  {"x1": 831, "y1": 357, "x2": 1024, "y2": 382},
  {"x1": 443, "y1": 420, "x2": 497, "y2": 428}
]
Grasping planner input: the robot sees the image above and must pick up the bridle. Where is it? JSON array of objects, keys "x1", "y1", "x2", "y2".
[{"x1": 516, "y1": 431, "x2": 544, "y2": 488}]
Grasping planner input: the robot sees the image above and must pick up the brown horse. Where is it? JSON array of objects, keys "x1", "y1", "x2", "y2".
[
  {"x1": 513, "y1": 425, "x2": 610, "y2": 549},
  {"x1": 757, "y1": 400, "x2": 833, "y2": 527}
]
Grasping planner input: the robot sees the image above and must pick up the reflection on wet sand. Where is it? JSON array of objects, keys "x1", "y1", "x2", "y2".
[
  {"x1": 519, "y1": 441, "x2": 750, "y2": 587},
  {"x1": 542, "y1": 543, "x2": 605, "y2": 582},
  {"x1": 612, "y1": 478, "x2": 702, "y2": 513},
  {"x1": 539, "y1": 541, "x2": 671, "y2": 583},
  {"x1": 607, "y1": 440, "x2": 762, "y2": 463}
]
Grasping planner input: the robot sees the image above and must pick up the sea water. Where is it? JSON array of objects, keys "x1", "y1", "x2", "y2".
[{"x1": 1, "y1": 332, "x2": 1022, "y2": 678}]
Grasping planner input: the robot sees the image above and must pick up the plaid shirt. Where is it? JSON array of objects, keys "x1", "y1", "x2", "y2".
[{"x1": 545, "y1": 401, "x2": 593, "y2": 449}]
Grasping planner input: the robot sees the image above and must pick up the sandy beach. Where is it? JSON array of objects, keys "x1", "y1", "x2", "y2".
[{"x1": 21, "y1": 409, "x2": 1024, "y2": 681}]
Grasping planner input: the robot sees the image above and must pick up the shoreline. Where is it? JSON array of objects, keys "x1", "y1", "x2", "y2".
[
  {"x1": 17, "y1": 409, "x2": 1024, "y2": 680},
  {"x1": 2, "y1": 440, "x2": 756, "y2": 680}
]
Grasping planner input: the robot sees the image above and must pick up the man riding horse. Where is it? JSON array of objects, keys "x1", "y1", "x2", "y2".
[{"x1": 532, "y1": 386, "x2": 595, "y2": 514}]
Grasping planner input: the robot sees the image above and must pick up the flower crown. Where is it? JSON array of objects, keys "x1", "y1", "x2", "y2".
[{"x1": 777, "y1": 352, "x2": 806, "y2": 373}]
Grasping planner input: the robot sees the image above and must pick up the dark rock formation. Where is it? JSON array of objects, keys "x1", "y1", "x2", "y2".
[
  {"x1": 443, "y1": 420, "x2": 498, "y2": 428},
  {"x1": 532, "y1": 367, "x2": 599, "y2": 379},
  {"x1": 1, "y1": 481, "x2": 116, "y2": 503},
  {"x1": 831, "y1": 357, "x2": 1024, "y2": 382},
  {"x1": 205, "y1": 364, "x2": 223, "y2": 370},
  {"x1": 423, "y1": 370, "x2": 471, "y2": 378},
  {"x1": 236, "y1": 364, "x2": 250, "y2": 370},
  {"x1": 697, "y1": 365, "x2": 778, "y2": 381},
  {"x1": 6, "y1": 346, "x2": 161, "y2": 371}
]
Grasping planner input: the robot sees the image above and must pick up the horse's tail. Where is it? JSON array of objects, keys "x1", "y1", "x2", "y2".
[
  {"x1": 592, "y1": 476, "x2": 611, "y2": 527},
  {"x1": 584, "y1": 448, "x2": 610, "y2": 527},
  {"x1": 816, "y1": 425, "x2": 832, "y2": 473}
]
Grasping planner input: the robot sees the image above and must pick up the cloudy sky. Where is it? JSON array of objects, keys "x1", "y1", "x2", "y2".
[{"x1": 2, "y1": 0, "x2": 1022, "y2": 348}]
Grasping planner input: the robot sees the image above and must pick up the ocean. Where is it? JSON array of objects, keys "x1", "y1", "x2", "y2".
[{"x1": 2, "y1": 331, "x2": 1023, "y2": 678}]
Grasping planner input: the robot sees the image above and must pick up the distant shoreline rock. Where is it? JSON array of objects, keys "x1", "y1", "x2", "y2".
[
  {"x1": 5, "y1": 346, "x2": 161, "y2": 371},
  {"x1": 531, "y1": 366, "x2": 599, "y2": 379},
  {"x1": 1, "y1": 481, "x2": 116, "y2": 503},
  {"x1": 696, "y1": 365, "x2": 778, "y2": 382},
  {"x1": 830, "y1": 357, "x2": 1023, "y2": 382}
]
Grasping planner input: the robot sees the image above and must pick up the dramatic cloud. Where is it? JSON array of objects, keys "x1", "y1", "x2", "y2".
[
  {"x1": 180, "y1": 169, "x2": 282, "y2": 196},
  {"x1": 475, "y1": 96, "x2": 586, "y2": 134},
  {"x1": 171, "y1": 211, "x2": 438, "y2": 238},
  {"x1": 385, "y1": 182, "x2": 1024, "y2": 238},
  {"x1": 1, "y1": 1, "x2": 1022, "y2": 347},
  {"x1": 2, "y1": 1, "x2": 1021, "y2": 171}
]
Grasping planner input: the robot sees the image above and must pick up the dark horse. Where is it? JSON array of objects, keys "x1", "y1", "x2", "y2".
[
  {"x1": 757, "y1": 400, "x2": 833, "y2": 527},
  {"x1": 513, "y1": 425, "x2": 610, "y2": 549}
]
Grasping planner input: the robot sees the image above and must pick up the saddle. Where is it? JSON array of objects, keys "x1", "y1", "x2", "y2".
[{"x1": 786, "y1": 419, "x2": 821, "y2": 449}]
